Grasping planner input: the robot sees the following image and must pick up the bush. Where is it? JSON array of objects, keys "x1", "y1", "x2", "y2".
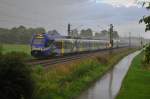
[
  {"x1": 0, "y1": 44, "x2": 3, "y2": 56},
  {"x1": 96, "y1": 56, "x2": 109, "y2": 65},
  {"x1": 143, "y1": 44, "x2": 150, "y2": 64},
  {"x1": 0, "y1": 53, "x2": 34, "y2": 99},
  {"x1": 5, "y1": 51, "x2": 29, "y2": 60}
]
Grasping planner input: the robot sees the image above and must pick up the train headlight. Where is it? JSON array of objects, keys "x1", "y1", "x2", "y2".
[{"x1": 41, "y1": 48, "x2": 46, "y2": 51}]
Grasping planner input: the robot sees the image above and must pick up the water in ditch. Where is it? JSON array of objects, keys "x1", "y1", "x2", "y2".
[{"x1": 77, "y1": 51, "x2": 140, "y2": 99}]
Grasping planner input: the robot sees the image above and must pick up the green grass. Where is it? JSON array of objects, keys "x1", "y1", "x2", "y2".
[
  {"x1": 116, "y1": 52, "x2": 150, "y2": 99},
  {"x1": 0, "y1": 44, "x2": 32, "y2": 60},
  {"x1": 33, "y1": 48, "x2": 137, "y2": 99},
  {"x1": 2, "y1": 44, "x2": 31, "y2": 55}
]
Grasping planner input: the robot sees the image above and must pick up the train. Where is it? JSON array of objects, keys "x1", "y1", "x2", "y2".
[{"x1": 31, "y1": 33, "x2": 128, "y2": 57}]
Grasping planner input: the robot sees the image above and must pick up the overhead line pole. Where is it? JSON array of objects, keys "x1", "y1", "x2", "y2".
[
  {"x1": 129, "y1": 32, "x2": 131, "y2": 48},
  {"x1": 109, "y1": 24, "x2": 114, "y2": 48},
  {"x1": 68, "y1": 23, "x2": 71, "y2": 37},
  {"x1": 141, "y1": 35, "x2": 143, "y2": 48}
]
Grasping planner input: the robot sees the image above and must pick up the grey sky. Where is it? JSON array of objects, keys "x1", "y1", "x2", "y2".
[{"x1": 0, "y1": 0, "x2": 150, "y2": 38}]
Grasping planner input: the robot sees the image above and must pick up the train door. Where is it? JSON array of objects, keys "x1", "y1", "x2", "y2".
[{"x1": 54, "y1": 39, "x2": 64, "y2": 56}]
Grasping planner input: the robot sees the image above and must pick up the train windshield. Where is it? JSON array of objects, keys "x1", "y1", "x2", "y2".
[{"x1": 33, "y1": 38, "x2": 45, "y2": 45}]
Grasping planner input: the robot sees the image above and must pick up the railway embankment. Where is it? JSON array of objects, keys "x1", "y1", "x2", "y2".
[
  {"x1": 116, "y1": 51, "x2": 150, "y2": 99},
  {"x1": 32, "y1": 48, "x2": 138, "y2": 99}
]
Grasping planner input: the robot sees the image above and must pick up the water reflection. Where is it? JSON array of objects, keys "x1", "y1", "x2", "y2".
[{"x1": 77, "y1": 51, "x2": 140, "y2": 99}]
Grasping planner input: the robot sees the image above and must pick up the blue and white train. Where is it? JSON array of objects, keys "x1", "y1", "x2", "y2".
[{"x1": 31, "y1": 33, "x2": 127, "y2": 57}]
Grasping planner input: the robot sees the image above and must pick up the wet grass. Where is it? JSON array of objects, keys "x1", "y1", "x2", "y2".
[
  {"x1": 116, "y1": 52, "x2": 150, "y2": 99},
  {"x1": 33, "y1": 48, "x2": 137, "y2": 99},
  {"x1": 2, "y1": 44, "x2": 30, "y2": 55},
  {"x1": 0, "y1": 44, "x2": 33, "y2": 60}
]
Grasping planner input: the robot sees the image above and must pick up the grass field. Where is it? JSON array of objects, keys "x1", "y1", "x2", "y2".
[
  {"x1": 33, "y1": 48, "x2": 137, "y2": 99},
  {"x1": 2, "y1": 44, "x2": 31, "y2": 55},
  {"x1": 116, "y1": 52, "x2": 150, "y2": 99}
]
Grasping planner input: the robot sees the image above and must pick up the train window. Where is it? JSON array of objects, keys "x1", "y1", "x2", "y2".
[
  {"x1": 64, "y1": 41, "x2": 67, "y2": 48},
  {"x1": 86, "y1": 42, "x2": 88, "y2": 47},
  {"x1": 64, "y1": 41, "x2": 73, "y2": 49},
  {"x1": 33, "y1": 38, "x2": 44, "y2": 45},
  {"x1": 54, "y1": 41, "x2": 62, "y2": 49}
]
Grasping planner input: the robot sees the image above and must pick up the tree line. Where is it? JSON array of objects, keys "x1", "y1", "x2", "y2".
[
  {"x1": 69, "y1": 28, "x2": 119, "y2": 39},
  {"x1": 0, "y1": 25, "x2": 45, "y2": 44},
  {"x1": 0, "y1": 25, "x2": 120, "y2": 44}
]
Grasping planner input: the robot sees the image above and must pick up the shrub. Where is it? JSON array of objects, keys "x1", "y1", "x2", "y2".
[
  {"x1": 5, "y1": 51, "x2": 29, "y2": 60},
  {"x1": 143, "y1": 44, "x2": 150, "y2": 64},
  {"x1": 96, "y1": 56, "x2": 109, "y2": 65},
  {"x1": 0, "y1": 53, "x2": 34, "y2": 99},
  {"x1": 0, "y1": 44, "x2": 3, "y2": 56}
]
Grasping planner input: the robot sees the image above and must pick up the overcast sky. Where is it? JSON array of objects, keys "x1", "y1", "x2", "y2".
[{"x1": 0, "y1": 0, "x2": 150, "y2": 38}]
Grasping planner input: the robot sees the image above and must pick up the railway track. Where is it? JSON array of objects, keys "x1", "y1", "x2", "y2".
[
  {"x1": 27, "y1": 47, "x2": 129, "y2": 67},
  {"x1": 28, "y1": 54, "x2": 88, "y2": 67}
]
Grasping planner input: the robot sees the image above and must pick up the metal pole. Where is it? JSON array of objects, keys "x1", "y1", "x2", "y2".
[
  {"x1": 68, "y1": 23, "x2": 71, "y2": 36},
  {"x1": 109, "y1": 24, "x2": 113, "y2": 48},
  {"x1": 140, "y1": 34, "x2": 143, "y2": 48},
  {"x1": 129, "y1": 32, "x2": 131, "y2": 48},
  {"x1": 141, "y1": 37, "x2": 143, "y2": 48},
  {"x1": 117, "y1": 36, "x2": 119, "y2": 48}
]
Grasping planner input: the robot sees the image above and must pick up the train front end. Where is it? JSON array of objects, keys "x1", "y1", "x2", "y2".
[{"x1": 31, "y1": 33, "x2": 52, "y2": 57}]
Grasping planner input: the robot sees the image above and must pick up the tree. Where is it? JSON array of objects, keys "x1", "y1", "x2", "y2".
[
  {"x1": 17, "y1": 25, "x2": 26, "y2": 33},
  {"x1": 95, "y1": 30, "x2": 108, "y2": 37},
  {"x1": 101, "y1": 30, "x2": 108, "y2": 35},
  {"x1": 71, "y1": 29, "x2": 78, "y2": 37},
  {"x1": 140, "y1": 2, "x2": 150, "y2": 66},
  {"x1": 80, "y1": 28, "x2": 93, "y2": 37},
  {"x1": 34, "y1": 27, "x2": 45, "y2": 33},
  {"x1": 95, "y1": 30, "x2": 119, "y2": 39},
  {"x1": 113, "y1": 31, "x2": 119, "y2": 39},
  {"x1": 48, "y1": 30, "x2": 60, "y2": 35},
  {"x1": 0, "y1": 26, "x2": 46, "y2": 44},
  {"x1": 139, "y1": 2, "x2": 150, "y2": 31},
  {"x1": 0, "y1": 52, "x2": 34, "y2": 99},
  {"x1": 0, "y1": 28, "x2": 11, "y2": 43},
  {"x1": 95, "y1": 32, "x2": 101, "y2": 37},
  {"x1": 0, "y1": 44, "x2": 3, "y2": 56}
]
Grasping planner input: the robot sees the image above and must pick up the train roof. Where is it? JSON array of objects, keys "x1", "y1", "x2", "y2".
[{"x1": 34, "y1": 33, "x2": 111, "y2": 42}]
